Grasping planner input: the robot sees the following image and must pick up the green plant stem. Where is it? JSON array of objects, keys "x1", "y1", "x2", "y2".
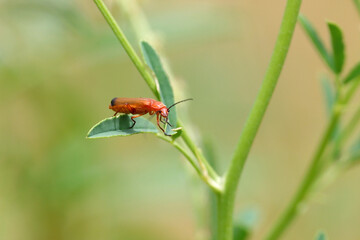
[
  {"x1": 265, "y1": 110, "x2": 340, "y2": 240},
  {"x1": 93, "y1": 0, "x2": 159, "y2": 99},
  {"x1": 216, "y1": 0, "x2": 302, "y2": 239}
]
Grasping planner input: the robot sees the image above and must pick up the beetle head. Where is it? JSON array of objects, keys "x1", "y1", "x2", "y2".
[
  {"x1": 160, "y1": 107, "x2": 168, "y2": 118},
  {"x1": 110, "y1": 98, "x2": 117, "y2": 106}
]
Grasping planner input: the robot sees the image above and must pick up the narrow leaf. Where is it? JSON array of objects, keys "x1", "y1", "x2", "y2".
[
  {"x1": 344, "y1": 62, "x2": 360, "y2": 83},
  {"x1": 327, "y1": 22, "x2": 345, "y2": 74},
  {"x1": 141, "y1": 41, "x2": 177, "y2": 136},
  {"x1": 298, "y1": 14, "x2": 334, "y2": 71},
  {"x1": 87, "y1": 115, "x2": 159, "y2": 138}
]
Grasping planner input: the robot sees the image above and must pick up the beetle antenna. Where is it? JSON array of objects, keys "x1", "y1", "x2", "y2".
[{"x1": 167, "y1": 98, "x2": 193, "y2": 111}]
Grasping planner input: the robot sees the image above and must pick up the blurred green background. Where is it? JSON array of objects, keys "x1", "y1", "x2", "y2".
[{"x1": 1, "y1": 0, "x2": 360, "y2": 239}]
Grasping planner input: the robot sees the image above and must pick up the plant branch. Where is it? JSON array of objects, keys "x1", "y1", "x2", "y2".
[
  {"x1": 216, "y1": 0, "x2": 302, "y2": 239},
  {"x1": 93, "y1": 0, "x2": 159, "y2": 99}
]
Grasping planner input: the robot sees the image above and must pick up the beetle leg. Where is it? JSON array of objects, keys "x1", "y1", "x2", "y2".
[
  {"x1": 159, "y1": 116, "x2": 173, "y2": 127},
  {"x1": 157, "y1": 114, "x2": 170, "y2": 136},
  {"x1": 165, "y1": 118, "x2": 172, "y2": 127},
  {"x1": 113, "y1": 112, "x2": 118, "y2": 117},
  {"x1": 159, "y1": 116, "x2": 169, "y2": 129},
  {"x1": 130, "y1": 114, "x2": 146, "y2": 129},
  {"x1": 156, "y1": 114, "x2": 164, "y2": 131},
  {"x1": 160, "y1": 116, "x2": 166, "y2": 125}
]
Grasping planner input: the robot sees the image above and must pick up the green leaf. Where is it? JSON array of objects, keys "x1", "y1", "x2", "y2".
[
  {"x1": 344, "y1": 62, "x2": 360, "y2": 83},
  {"x1": 327, "y1": 22, "x2": 345, "y2": 74},
  {"x1": 315, "y1": 231, "x2": 326, "y2": 240},
  {"x1": 140, "y1": 41, "x2": 177, "y2": 136},
  {"x1": 87, "y1": 115, "x2": 159, "y2": 139},
  {"x1": 298, "y1": 14, "x2": 334, "y2": 71}
]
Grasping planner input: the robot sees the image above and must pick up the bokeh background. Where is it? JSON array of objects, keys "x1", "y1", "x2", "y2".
[{"x1": 1, "y1": 0, "x2": 360, "y2": 239}]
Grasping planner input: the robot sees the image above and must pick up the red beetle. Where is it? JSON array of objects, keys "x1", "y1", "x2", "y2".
[{"x1": 109, "y1": 98, "x2": 192, "y2": 135}]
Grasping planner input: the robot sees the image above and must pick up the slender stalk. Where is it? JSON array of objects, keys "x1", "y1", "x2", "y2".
[
  {"x1": 93, "y1": 0, "x2": 159, "y2": 99},
  {"x1": 265, "y1": 111, "x2": 340, "y2": 240},
  {"x1": 216, "y1": 1, "x2": 302, "y2": 239}
]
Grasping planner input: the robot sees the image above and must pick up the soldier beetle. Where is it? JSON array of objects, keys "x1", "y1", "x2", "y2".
[{"x1": 109, "y1": 97, "x2": 192, "y2": 136}]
